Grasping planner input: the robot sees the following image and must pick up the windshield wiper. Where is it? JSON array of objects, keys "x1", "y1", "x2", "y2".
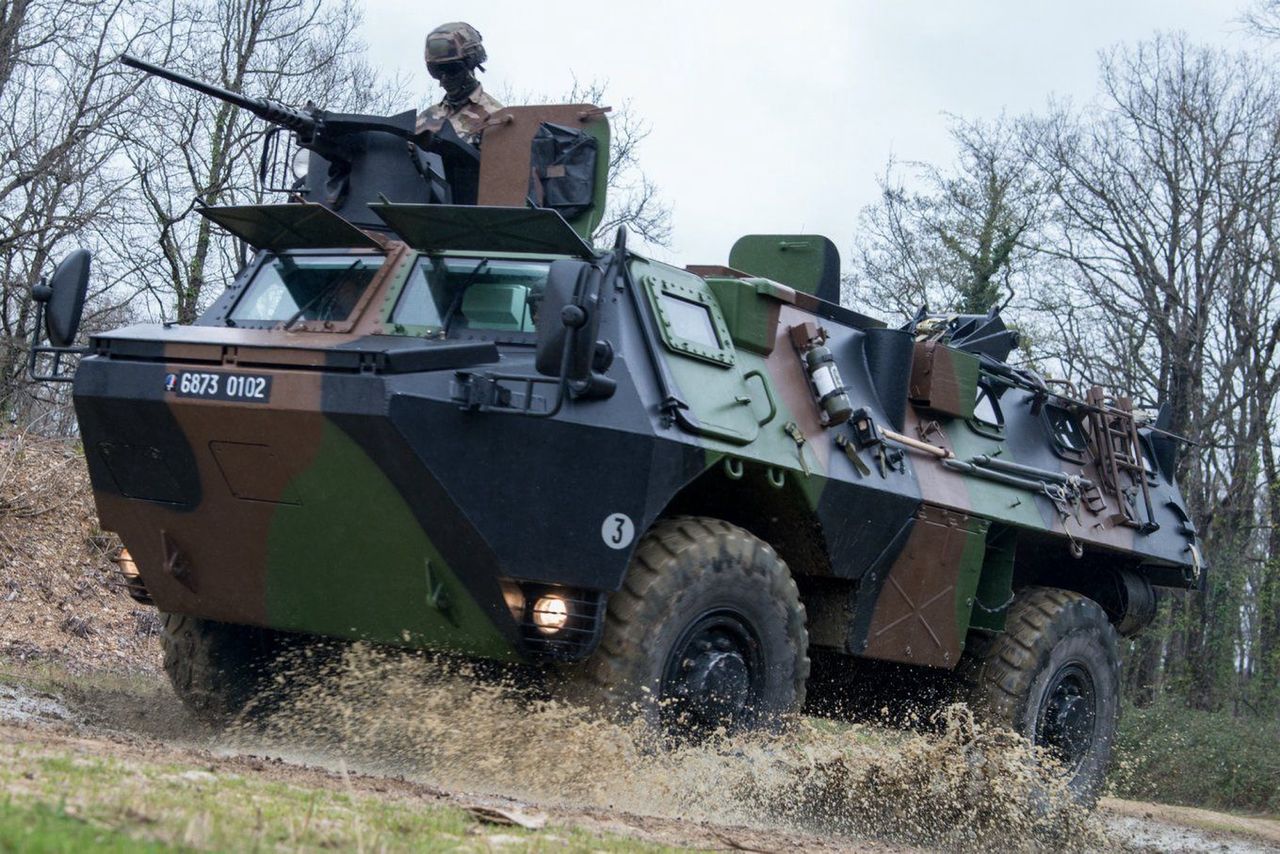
[
  {"x1": 440, "y1": 258, "x2": 490, "y2": 331},
  {"x1": 282, "y1": 259, "x2": 364, "y2": 331}
]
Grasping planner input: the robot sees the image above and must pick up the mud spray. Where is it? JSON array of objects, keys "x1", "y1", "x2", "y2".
[{"x1": 228, "y1": 644, "x2": 1103, "y2": 851}]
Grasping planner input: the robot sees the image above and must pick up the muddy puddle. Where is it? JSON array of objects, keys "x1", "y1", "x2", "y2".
[
  {"x1": 202, "y1": 644, "x2": 1104, "y2": 852},
  {"x1": 5, "y1": 648, "x2": 1278, "y2": 851}
]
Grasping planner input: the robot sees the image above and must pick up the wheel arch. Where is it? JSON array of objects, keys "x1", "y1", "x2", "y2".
[
  {"x1": 660, "y1": 459, "x2": 834, "y2": 578},
  {"x1": 992, "y1": 527, "x2": 1159, "y2": 637}
]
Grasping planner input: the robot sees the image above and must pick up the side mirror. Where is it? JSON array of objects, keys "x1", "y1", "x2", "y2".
[
  {"x1": 34, "y1": 249, "x2": 91, "y2": 348},
  {"x1": 536, "y1": 259, "x2": 603, "y2": 381}
]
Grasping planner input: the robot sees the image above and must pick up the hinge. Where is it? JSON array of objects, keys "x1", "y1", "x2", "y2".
[{"x1": 452, "y1": 371, "x2": 512, "y2": 410}]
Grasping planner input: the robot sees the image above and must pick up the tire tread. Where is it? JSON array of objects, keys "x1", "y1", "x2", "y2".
[
  {"x1": 572, "y1": 516, "x2": 810, "y2": 719},
  {"x1": 965, "y1": 586, "x2": 1122, "y2": 804}
]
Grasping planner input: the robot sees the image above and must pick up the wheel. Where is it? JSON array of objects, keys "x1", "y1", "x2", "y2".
[
  {"x1": 965, "y1": 586, "x2": 1121, "y2": 804},
  {"x1": 160, "y1": 612, "x2": 281, "y2": 728},
  {"x1": 570, "y1": 517, "x2": 809, "y2": 738}
]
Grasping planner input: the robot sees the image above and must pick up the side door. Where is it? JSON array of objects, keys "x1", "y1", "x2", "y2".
[{"x1": 635, "y1": 263, "x2": 767, "y2": 445}]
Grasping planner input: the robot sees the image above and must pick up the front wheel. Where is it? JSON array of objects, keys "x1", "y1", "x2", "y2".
[
  {"x1": 965, "y1": 586, "x2": 1121, "y2": 804},
  {"x1": 568, "y1": 517, "x2": 809, "y2": 738},
  {"x1": 160, "y1": 613, "x2": 283, "y2": 729}
]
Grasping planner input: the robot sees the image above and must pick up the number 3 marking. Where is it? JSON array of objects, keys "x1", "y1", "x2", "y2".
[{"x1": 601, "y1": 513, "x2": 635, "y2": 550}]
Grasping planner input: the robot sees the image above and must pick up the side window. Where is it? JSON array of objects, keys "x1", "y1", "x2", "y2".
[
  {"x1": 659, "y1": 293, "x2": 720, "y2": 349},
  {"x1": 644, "y1": 275, "x2": 735, "y2": 367},
  {"x1": 1044, "y1": 404, "x2": 1089, "y2": 461},
  {"x1": 969, "y1": 383, "x2": 1004, "y2": 436},
  {"x1": 390, "y1": 256, "x2": 548, "y2": 337}
]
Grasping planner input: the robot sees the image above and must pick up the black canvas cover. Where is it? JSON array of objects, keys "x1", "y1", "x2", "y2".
[{"x1": 527, "y1": 122, "x2": 598, "y2": 220}]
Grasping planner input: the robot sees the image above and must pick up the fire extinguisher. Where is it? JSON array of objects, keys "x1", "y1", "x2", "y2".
[{"x1": 790, "y1": 322, "x2": 853, "y2": 426}]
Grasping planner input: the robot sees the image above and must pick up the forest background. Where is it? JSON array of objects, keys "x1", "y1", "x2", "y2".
[{"x1": 1, "y1": 0, "x2": 1277, "y2": 812}]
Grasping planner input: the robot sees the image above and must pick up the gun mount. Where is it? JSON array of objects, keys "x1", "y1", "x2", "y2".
[{"x1": 119, "y1": 54, "x2": 479, "y2": 225}]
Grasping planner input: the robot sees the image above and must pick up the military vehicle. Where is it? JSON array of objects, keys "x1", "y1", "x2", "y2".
[{"x1": 28, "y1": 55, "x2": 1202, "y2": 803}]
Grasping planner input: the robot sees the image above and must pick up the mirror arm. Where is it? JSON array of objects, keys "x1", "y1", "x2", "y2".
[
  {"x1": 27, "y1": 299, "x2": 88, "y2": 383},
  {"x1": 457, "y1": 259, "x2": 603, "y2": 419},
  {"x1": 538, "y1": 323, "x2": 579, "y2": 419}
]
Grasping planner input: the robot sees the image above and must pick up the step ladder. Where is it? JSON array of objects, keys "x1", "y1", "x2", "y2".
[{"x1": 1084, "y1": 386, "x2": 1157, "y2": 532}]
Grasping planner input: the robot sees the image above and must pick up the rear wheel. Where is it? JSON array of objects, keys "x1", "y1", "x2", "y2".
[
  {"x1": 570, "y1": 517, "x2": 809, "y2": 738},
  {"x1": 966, "y1": 586, "x2": 1121, "y2": 804},
  {"x1": 160, "y1": 613, "x2": 282, "y2": 729}
]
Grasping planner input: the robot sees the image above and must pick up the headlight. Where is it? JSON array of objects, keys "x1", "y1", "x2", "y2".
[{"x1": 531, "y1": 595, "x2": 569, "y2": 634}]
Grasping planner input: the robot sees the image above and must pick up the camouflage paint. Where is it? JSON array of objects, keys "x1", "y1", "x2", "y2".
[
  {"x1": 73, "y1": 62, "x2": 1195, "y2": 684},
  {"x1": 857, "y1": 504, "x2": 988, "y2": 668},
  {"x1": 264, "y1": 420, "x2": 513, "y2": 659},
  {"x1": 68, "y1": 201, "x2": 1199, "y2": 672}
]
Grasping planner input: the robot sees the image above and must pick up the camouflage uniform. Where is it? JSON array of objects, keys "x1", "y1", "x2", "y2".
[
  {"x1": 416, "y1": 86, "x2": 504, "y2": 146},
  {"x1": 416, "y1": 21, "x2": 502, "y2": 146}
]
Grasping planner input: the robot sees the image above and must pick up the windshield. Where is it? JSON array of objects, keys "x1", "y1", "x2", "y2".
[
  {"x1": 392, "y1": 257, "x2": 551, "y2": 337},
  {"x1": 229, "y1": 254, "x2": 381, "y2": 326}
]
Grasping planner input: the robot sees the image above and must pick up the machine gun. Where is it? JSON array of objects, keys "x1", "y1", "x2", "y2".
[{"x1": 119, "y1": 54, "x2": 479, "y2": 222}]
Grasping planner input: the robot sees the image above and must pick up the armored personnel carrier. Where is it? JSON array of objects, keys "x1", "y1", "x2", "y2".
[{"x1": 29, "y1": 56, "x2": 1202, "y2": 802}]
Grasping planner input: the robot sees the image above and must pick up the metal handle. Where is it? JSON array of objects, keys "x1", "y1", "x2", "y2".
[{"x1": 742, "y1": 369, "x2": 777, "y2": 427}]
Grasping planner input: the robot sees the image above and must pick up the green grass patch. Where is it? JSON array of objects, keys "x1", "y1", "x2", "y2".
[
  {"x1": 0, "y1": 799, "x2": 178, "y2": 853},
  {"x1": 1110, "y1": 700, "x2": 1280, "y2": 814},
  {"x1": 0, "y1": 739, "x2": 677, "y2": 851}
]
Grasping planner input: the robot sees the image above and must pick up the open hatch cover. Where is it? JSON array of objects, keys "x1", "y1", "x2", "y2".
[
  {"x1": 199, "y1": 203, "x2": 385, "y2": 251},
  {"x1": 369, "y1": 203, "x2": 595, "y2": 258}
]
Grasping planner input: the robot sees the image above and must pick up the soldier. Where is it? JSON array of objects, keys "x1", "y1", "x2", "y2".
[{"x1": 416, "y1": 21, "x2": 503, "y2": 146}]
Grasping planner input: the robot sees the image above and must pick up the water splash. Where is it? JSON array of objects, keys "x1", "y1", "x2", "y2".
[{"x1": 233, "y1": 643, "x2": 1102, "y2": 851}]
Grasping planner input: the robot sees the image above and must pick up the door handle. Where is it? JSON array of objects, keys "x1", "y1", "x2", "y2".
[{"x1": 742, "y1": 369, "x2": 778, "y2": 427}]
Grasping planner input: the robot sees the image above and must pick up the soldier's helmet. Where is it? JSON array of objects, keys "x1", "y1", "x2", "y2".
[{"x1": 424, "y1": 22, "x2": 488, "y2": 72}]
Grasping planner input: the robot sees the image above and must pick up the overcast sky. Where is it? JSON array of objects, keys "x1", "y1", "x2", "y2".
[{"x1": 361, "y1": 1, "x2": 1249, "y2": 269}]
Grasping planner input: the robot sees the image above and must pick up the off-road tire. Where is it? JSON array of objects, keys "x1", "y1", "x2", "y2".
[
  {"x1": 570, "y1": 517, "x2": 809, "y2": 735},
  {"x1": 160, "y1": 612, "x2": 279, "y2": 729},
  {"x1": 966, "y1": 586, "x2": 1121, "y2": 805}
]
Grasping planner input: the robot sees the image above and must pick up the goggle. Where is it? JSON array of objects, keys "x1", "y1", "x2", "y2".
[{"x1": 427, "y1": 60, "x2": 467, "y2": 79}]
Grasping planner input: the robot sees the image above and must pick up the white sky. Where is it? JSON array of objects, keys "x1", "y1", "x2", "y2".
[{"x1": 360, "y1": 0, "x2": 1248, "y2": 268}]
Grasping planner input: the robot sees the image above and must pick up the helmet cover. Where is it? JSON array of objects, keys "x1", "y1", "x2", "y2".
[{"x1": 425, "y1": 22, "x2": 487, "y2": 70}]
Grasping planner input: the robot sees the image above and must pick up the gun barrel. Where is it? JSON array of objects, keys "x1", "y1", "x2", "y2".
[{"x1": 119, "y1": 54, "x2": 313, "y2": 133}]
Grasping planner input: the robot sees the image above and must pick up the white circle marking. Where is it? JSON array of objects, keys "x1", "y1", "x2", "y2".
[{"x1": 601, "y1": 513, "x2": 635, "y2": 550}]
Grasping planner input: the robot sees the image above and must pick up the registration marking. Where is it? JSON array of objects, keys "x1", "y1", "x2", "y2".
[{"x1": 165, "y1": 371, "x2": 272, "y2": 403}]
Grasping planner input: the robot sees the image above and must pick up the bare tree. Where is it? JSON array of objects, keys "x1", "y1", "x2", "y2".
[
  {"x1": 115, "y1": 0, "x2": 391, "y2": 324},
  {"x1": 849, "y1": 115, "x2": 1046, "y2": 320},
  {"x1": 852, "y1": 31, "x2": 1280, "y2": 713},
  {"x1": 0, "y1": 0, "x2": 162, "y2": 426},
  {"x1": 1024, "y1": 34, "x2": 1280, "y2": 710},
  {"x1": 1241, "y1": 0, "x2": 1280, "y2": 38},
  {"x1": 1238, "y1": 0, "x2": 1280, "y2": 719}
]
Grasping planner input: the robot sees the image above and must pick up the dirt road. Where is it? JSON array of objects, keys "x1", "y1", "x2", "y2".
[{"x1": 1, "y1": 660, "x2": 1276, "y2": 853}]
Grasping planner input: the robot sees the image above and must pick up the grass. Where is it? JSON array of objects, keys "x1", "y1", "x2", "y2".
[
  {"x1": 0, "y1": 739, "x2": 678, "y2": 852},
  {"x1": 1110, "y1": 700, "x2": 1280, "y2": 815},
  {"x1": 0, "y1": 800, "x2": 177, "y2": 853}
]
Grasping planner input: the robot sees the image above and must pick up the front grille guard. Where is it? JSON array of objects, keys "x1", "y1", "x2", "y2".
[{"x1": 517, "y1": 587, "x2": 606, "y2": 663}]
